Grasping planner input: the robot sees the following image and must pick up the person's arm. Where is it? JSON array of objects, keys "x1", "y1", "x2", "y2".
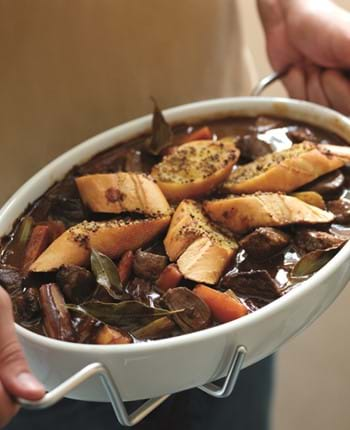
[
  {"x1": 0, "y1": 287, "x2": 45, "y2": 428},
  {"x1": 258, "y1": 0, "x2": 350, "y2": 114}
]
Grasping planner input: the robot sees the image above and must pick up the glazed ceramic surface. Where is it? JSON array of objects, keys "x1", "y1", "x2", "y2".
[{"x1": 2, "y1": 98, "x2": 350, "y2": 402}]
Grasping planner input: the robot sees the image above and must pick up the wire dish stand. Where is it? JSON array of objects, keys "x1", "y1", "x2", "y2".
[
  {"x1": 17, "y1": 70, "x2": 288, "y2": 426},
  {"x1": 18, "y1": 346, "x2": 247, "y2": 427}
]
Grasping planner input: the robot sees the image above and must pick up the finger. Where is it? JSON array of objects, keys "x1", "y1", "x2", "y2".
[
  {"x1": 0, "y1": 381, "x2": 19, "y2": 429},
  {"x1": 0, "y1": 288, "x2": 45, "y2": 401},
  {"x1": 257, "y1": 0, "x2": 283, "y2": 33},
  {"x1": 282, "y1": 66, "x2": 307, "y2": 100},
  {"x1": 257, "y1": 0, "x2": 301, "y2": 70},
  {"x1": 321, "y1": 69, "x2": 350, "y2": 115},
  {"x1": 305, "y1": 65, "x2": 330, "y2": 107}
]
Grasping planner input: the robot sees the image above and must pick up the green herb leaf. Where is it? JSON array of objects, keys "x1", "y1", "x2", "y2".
[
  {"x1": 4, "y1": 216, "x2": 34, "y2": 268},
  {"x1": 18, "y1": 217, "x2": 34, "y2": 247},
  {"x1": 145, "y1": 97, "x2": 173, "y2": 155},
  {"x1": 291, "y1": 246, "x2": 340, "y2": 279},
  {"x1": 67, "y1": 300, "x2": 182, "y2": 330},
  {"x1": 90, "y1": 249, "x2": 123, "y2": 299}
]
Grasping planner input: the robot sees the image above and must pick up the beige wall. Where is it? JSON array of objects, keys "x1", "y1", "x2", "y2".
[{"x1": 238, "y1": 1, "x2": 350, "y2": 429}]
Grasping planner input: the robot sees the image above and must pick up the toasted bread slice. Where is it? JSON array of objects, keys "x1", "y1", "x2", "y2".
[
  {"x1": 151, "y1": 140, "x2": 239, "y2": 202},
  {"x1": 318, "y1": 143, "x2": 350, "y2": 162},
  {"x1": 164, "y1": 200, "x2": 237, "y2": 284},
  {"x1": 75, "y1": 173, "x2": 170, "y2": 216},
  {"x1": 292, "y1": 191, "x2": 326, "y2": 209},
  {"x1": 177, "y1": 237, "x2": 234, "y2": 285},
  {"x1": 30, "y1": 216, "x2": 170, "y2": 272},
  {"x1": 223, "y1": 142, "x2": 344, "y2": 194},
  {"x1": 203, "y1": 193, "x2": 334, "y2": 233}
]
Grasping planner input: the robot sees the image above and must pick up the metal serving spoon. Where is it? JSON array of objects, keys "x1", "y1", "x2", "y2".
[{"x1": 250, "y1": 67, "x2": 290, "y2": 96}]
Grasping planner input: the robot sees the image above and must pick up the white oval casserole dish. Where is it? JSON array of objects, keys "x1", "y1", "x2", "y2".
[{"x1": 1, "y1": 97, "x2": 350, "y2": 402}]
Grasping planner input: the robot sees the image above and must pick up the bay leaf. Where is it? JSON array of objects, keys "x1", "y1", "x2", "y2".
[
  {"x1": 67, "y1": 300, "x2": 182, "y2": 330},
  {"x1": 90, "y1": 249, "x2": 123, "y2": 299},
  {"x1": 145, "y1": 97, "x2": 173, "y2": 155},
  {"x1": 290, "y1": 246, "x2": 340, "y2": 279}
]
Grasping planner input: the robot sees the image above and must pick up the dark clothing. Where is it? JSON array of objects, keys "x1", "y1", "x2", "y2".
[{"x1": 7, "y1": 355, "x2": 274, "y2": 430}]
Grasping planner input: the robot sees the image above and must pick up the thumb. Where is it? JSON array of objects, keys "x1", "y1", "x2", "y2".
[{"x1": 0, "y1": 288, "x2": 45, "y2": 401}]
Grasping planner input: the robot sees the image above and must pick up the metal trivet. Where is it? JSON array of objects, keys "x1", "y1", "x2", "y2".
[{"x1": 17, "y1": 345, "x2": 247, "y2": 427}]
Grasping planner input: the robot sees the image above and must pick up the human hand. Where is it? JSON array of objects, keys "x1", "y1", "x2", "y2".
[
  {"x1": 258, "y1": 0, "x2": 350, "y2": 115},
  {"x1": 0, "y1": 287, "x2": 45, "y2": 428}
]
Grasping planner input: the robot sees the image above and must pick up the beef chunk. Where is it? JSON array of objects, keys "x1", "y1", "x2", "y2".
[
  {"x1": 133, "y1": 249, "x2": 167, "y2": 280},
  {"x1": 14, "y1": 287, "x2": 41, "y2": 323},
  {"x1": 49, "y1": 196, "x2": 86, "y2": 227},
  {"x1": 0, "y1": 265, "x2": 22, "y2": 293},
  {"x1": 239, "y1": 227, "x2": 290, "y2": 260},
  {"x1": 56, "y1": 265, "x2": 96, "y2": 304},
  {"x1": 236, "y1": 135, "x2": 272, "y2": 161},
  {"x1": 295, "y1": 229, "x2": 345, "y2": 253},
  {"x1": 221, "y1": 270, "x2": 280, "y2": 307},
  {"x1": 327, "y1": 199, "x2": 350, "y2": 224},
  {"x1": 287, "y1": 127, "x2": 317, "y2": 143}
]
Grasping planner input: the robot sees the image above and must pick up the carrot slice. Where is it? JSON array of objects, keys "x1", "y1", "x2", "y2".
[
  {"x1": 181, "y1": 126, "x2": 212, "y2": 143},
  {"x1": 193, "y1": 284, "x2": 247, "y2": 323},
  {"x1": 157, "y1": 263, "x2": 183, "y2": 292},
  {"x1": 117, "y1": 250, "x2": 134, "y2": 285},
  {"x1": 161, "y1": 127, "x2": 213, "y2": 156},
  {"x1": 23, "y1": 225, "x2": 51, "y2": 272}
]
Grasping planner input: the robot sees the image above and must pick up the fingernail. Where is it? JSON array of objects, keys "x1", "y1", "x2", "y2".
[{"x1": 16, "y1": 372, "x2": 44, "y2": 391}]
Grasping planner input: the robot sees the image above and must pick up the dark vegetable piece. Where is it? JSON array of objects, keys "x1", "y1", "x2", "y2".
[
  {"x1": 133, "y1": 249, "x2": 167, "y2": 281},
  {"x1": 304, "y1": 170, "x2": 345, "y2": 197},
  {"x1": 163, "y1": 287, "x2": 211, "y2": 333},
  {"x1": 157, "y1": 263, "x2": 183, "y2": 292},
  {"x1": 255, "y1": 116, "x2": 283, "y2": 131},
  {"x1": 90, "y1": 249, "x2": 123, "y2": 299},
  {"x1": 0, "y1": 264, "x2": 23, "y2": 293},
  {"x1": 236, "y1": 135, "x2": 272, "y2": 161},
  {"x1": 13, "y1": 288, "x2": 41, "y2": 323},
  {"x1": 23, "y1": 225, "x2": 51, "y2": 272},
  {"x1": 145, "y1": 98, "x2": 173, "y2": 155},
  {"x1": 117, "y1": 251, "x2": 134, "y2": 285},
  {"x1": 127, "y1": 277, "x2": 152, "y2": 304},
  {"x1": 39, "y1": 283, "x2": 76, "y2": 341},
  {"x1": 124, "y1": 149, "x2": 143, "y2": 173},
  {"x1": 94, "y1": 325, "x2": 132, "y2": 345},
  {"x1": 56, "y1": 265, "x2": 96, "y2": 304},
  {"x1": 327, "y1": 199, "x2": 350, "y2": 224},
  {"x1": 294, "y1": 229, "x2": 346, "y2": 253},
  {"x1": 132, "y1": 316, "x2": 176, "y2": 340},
  {"x1": 291, "y1": 247, "x2": 339, "y2": 279},
  {"x1": 221, "y1": 270, "x2": 281, "y2": 307},
  {"x1": 286, "y1": 127, "x2": 317, "y2": 143},
  {"x1": 68, "y1": 300, "x2": 182, "y2": 330},
  {"x1": 239, "y1": 227, "x2": 290, "y2": 260}
]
